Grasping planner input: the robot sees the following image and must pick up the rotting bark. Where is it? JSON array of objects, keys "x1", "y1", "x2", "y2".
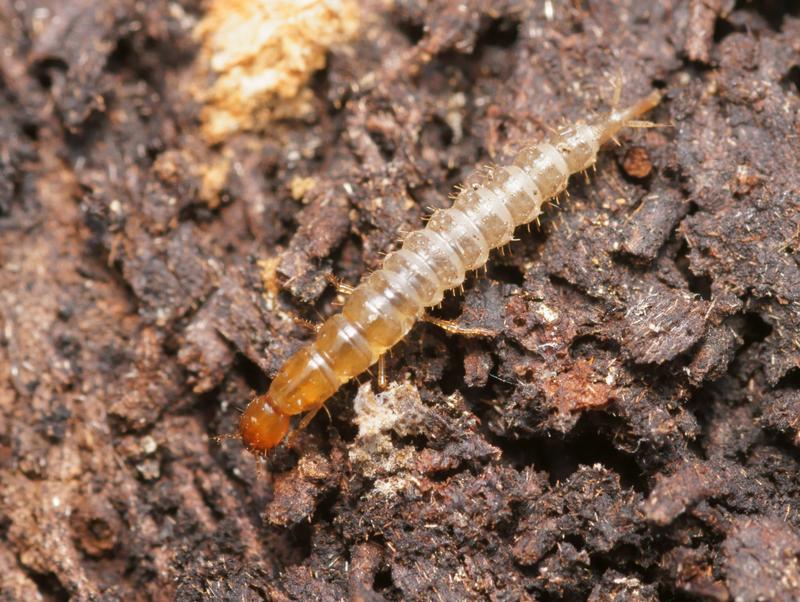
[{"x1": 1, "y1": 0, "x2": 799, "y2": 600}]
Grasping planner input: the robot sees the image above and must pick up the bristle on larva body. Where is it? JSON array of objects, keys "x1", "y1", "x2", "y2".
[{"x1": 239, "y1": 90, "x2": 662, "y2": 454}]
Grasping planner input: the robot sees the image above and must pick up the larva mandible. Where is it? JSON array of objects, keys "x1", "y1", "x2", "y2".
[{"x1": 240, "y1": 90, "x2": 662, "y2": 454}]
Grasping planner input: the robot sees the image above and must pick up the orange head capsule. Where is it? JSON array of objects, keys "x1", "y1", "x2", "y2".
[{"x1": 239, "y1": 394, "x2": 290, "y2": 454}]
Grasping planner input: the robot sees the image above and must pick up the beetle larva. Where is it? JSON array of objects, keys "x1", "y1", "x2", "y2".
[{"x1": 240, "y1": 90, "x2": 662, "y2": 453}]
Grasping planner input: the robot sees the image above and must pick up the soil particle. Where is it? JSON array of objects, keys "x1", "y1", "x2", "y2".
[
  {"x1": 619, "y1": 188, "x2": 690, "y2": 263},
  {"x1": 723, "y1": 516, "x2": 800, "y2": 602},
  {"x1": 761, "y1": 389, "x2": 800, "y2": 447},
  {"x1": 621, "y1": 146, "x2": 654, "y2": 180}
]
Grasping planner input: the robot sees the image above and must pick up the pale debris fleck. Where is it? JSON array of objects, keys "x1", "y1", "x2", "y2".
[{"x1": 194, "y1": 0, "x2": 360, "y2": 142}]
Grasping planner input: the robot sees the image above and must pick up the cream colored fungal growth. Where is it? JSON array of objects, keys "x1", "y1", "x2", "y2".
[
  {"x1": 195, "y1": 0, "x2": 360, "y2": 142},
  {"x1": 348, "y1": 382, "x2": 428, "y2": 480}
]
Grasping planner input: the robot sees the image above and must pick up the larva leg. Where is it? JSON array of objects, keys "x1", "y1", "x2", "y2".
[
  {"x1": 325, "y1": 273, "x2": 355, "y2": 295},
  {"x1": 284, "y1": 402, "x2": 327, "y2": 447},
  {"x1": 293, "y1": 316, "x2": 322, "y2": 332},
  {"x1": 295, "y1": 403, "x2": 325, "y2": 431},
  {"x1": 421, "y1": 313, "x2": 495, "y2": 337},
  {"x1": 377, "y1": 354, "x2": 388, "y2": 390}
]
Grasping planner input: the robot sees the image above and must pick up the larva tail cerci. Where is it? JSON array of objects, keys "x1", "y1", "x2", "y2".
[{"x1": 240, "y1": 90, "x2": 662, "y2": 454}]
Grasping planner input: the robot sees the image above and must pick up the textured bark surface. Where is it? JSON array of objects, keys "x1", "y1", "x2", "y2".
[{"x1": 1, "y1": 1, "x2": 799, "y2": 600}]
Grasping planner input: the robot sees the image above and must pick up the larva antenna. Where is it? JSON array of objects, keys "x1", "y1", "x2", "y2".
[
  {"x1": 212, "y1": 431, "x2": 242, "y2": 444},
  {"x1": 626, "y1": 119, "x2": 672, "y2": 130}
]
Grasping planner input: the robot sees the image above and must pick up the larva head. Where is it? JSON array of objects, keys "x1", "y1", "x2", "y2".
[{"x1": 239, "y1": 394, "x2": 290, "y2": 454}]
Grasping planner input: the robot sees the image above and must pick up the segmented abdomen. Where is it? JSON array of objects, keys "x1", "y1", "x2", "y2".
[{"x1": 266, "y1": 123, "x2": 603, "y2": 417}]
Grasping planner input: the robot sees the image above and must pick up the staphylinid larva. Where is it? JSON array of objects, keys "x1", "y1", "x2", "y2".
[{"x1": 240, "y1": 88, "x2": 663, "y2": 454}]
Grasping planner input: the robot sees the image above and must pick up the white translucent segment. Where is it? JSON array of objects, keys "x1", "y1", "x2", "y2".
[
  {"x1": 453, "y1": 186, "x2": 514, "y2": 249},
  {"x1": 503, "y1": 165, "x2": 544, "y2": 225},
  {"x1": 476, "y1": 186, "x2": 514, "y2": 239},
  {"x1": 402, "y1": 229, "x2": 466, "y2": 290},
  {"x1": 536, "y1": 142, "x2": 570, "y2": 194},
  {"x1": 554, "y1": 123, "x2": 601, "y2": 172},
  {"x1": 375, "y1": 270, "x2": 425, "y2": 321},
  {"x1": 438, "y1": 207, "x2": 491, "y2": 270},
  {"x1": 383, "y1": 248, "x2": 444, "y2": 307},
  {"x1": 574, "y1": 124, "x2": 600, "y2": 170},
  {"x1": 448, "y1": 209, "x2": 490, "y2": 270}
]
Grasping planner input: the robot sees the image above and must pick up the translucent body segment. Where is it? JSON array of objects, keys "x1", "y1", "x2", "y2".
[
  {"x1": 514, "y1": 142, "x2": 569, "y2": 199},
  {"x1": 426, "y1": 208, "x2": 490, "y2": 270},
  {"x1": 489, "y1": 165, "x2": 544, "y2": 225},
  {"x1": 535, "y1": 142, "x2": 570, "y2": 197},
  {"x1": 476, "y1": 187, "x2": 515, "y2": 242},
  {"x1": 555, "y1": 123, "x2": 600, "y2": 172},
  {"x1": 453, "y1": 188, "x2": 515, "y2": 248},
  {"x1": 402, "y1": 229, "x2": 466, "y2": 290},
  {"x1": 342, "y1": 273, "x2": 419, "y2": 352},
  {"x1": 314, "y1": 314, "x2": 375, "y2": 380},
  {"x1": 268, "y1": 347, "x2": 339, "y2": 415},
  {"x1": 272, "y1": 263, "x2": 431, "y2": 418},
  {"x1": 369, "y1": 270, "x2": 424, "y2": 325},
  {"x1": 383, "y1": 249, "x2": 445, "y2": 307}
]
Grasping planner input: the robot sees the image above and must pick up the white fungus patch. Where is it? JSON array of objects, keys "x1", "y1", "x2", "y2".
[{"x1": 348, "y1": 381, "x2": 429, "y2": 483}]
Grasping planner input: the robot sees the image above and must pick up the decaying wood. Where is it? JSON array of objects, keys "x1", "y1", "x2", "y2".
[{"x1": 0, "y1": 0, "x2": 799, "y2": 600}]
